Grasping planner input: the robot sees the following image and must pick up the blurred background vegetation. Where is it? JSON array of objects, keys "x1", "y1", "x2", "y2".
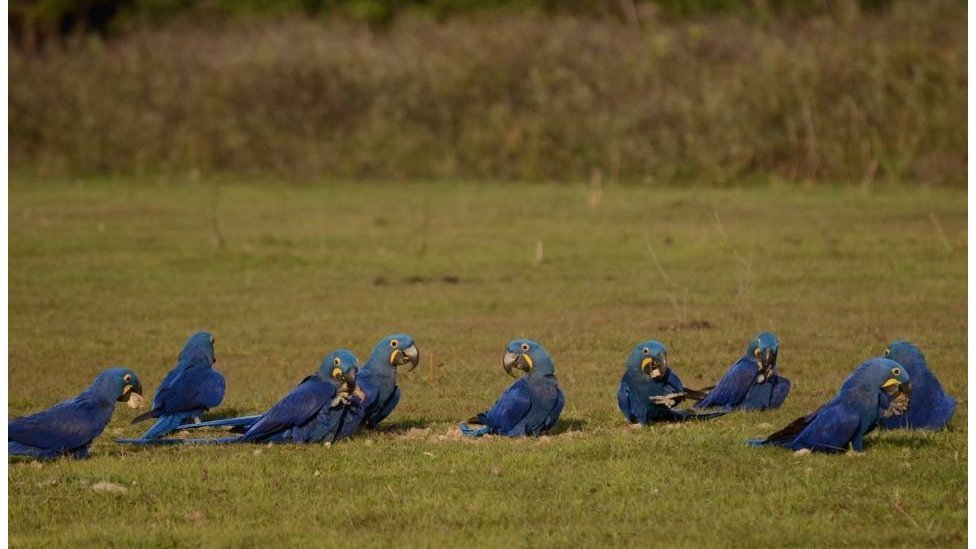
[{"x1": 9, "y1": 0, "x2": 967, "y2": 185}]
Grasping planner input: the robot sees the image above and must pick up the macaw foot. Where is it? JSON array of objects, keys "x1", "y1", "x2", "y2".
[
  {"x1": 793, "y1": 448, "x2": 812, "y2": 457},
  {"x1": 458, "y1": 423, "x2": 491, "y2": 437},
  {"x1": 329, "y1": 394, "x2": 352, "y2": 409},
  {"x1": 649, "y1": 392, "x2": 685, "y2": 408},
  {"x1": 627, "y1": 422, "x2": 644, "y2": 430}
]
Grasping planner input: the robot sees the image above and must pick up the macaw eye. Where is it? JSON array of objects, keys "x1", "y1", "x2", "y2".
[
  {"x1": 520, "y1": 343, "x2": 530, "y2": 352},
  {"x1": 884, "y1": 348, "x2": 890, "y2": 357},
  {"x1": 642, "y1": 348, "x2": 649, "y2": 355},
  {"x1": 123, "y1": 374, "x2": 132, "y2": 383},
  {"x1": 390, "y1": 340, "x2": 398, "y2": 348},
  {"x1": 892, "y1": 367, "x2": 901, "y2": 376},
  {"x1": 333, "y1": 357, "x2": 341, "y2": 366}
]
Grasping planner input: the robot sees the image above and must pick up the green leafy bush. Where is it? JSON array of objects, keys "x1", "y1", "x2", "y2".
[{"x1": 9, "y1": 1, "x2": 965, "y2": 185}]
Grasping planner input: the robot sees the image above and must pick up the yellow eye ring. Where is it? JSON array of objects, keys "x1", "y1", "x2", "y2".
[
  {"x1": 884, "y1": 349, "x2": 891, "y2": 357},
  {"x1": 390, "y1": 340, "x2": 398, "y2": 348},
  {"x1": 642, "y1": 348, "x2": 649, "y2": 355},
  {"x1": 333, "y1": 357, "x2": 341, "y2": 366},
  {"x1": 892, "y1": 367, "x2": 901, "y2": 376},
  {"x1": 123, "y1": 374, "x2": 132, "y2": 383},
  {"x1": 520, "y1": 343, "x2": 530, "y2": 352}
]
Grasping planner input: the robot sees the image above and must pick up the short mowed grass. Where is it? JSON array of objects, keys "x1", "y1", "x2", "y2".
[{"x1": 8, "y1": 178, "x2": 967, "y2": 547}]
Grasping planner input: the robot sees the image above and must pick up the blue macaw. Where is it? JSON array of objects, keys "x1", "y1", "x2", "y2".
[
  {"x1": 341, "y1": 334, "x2": 420, "y2": 434},
  {"x1": 459, "y1": 339, "x2": 565, "y2": 437},
  {"x1": 749, "y1": 357, "x2": 911, "y2": 453},
  {"x1": 117, "y1": 350, "x2": 360, "y2": 445},
  {"x1": 693, "y1": 332, "x2": 790, "y2": 411},
  {"x1": 878, "y1": 341, "x2": 955, "y2": 430},
  {"x1": 617, "y1": 340, "x2": 725, "y2": 425},
  {"x1": 131, "y1": 331, "x2": 224, "y2": 439},
  {"x1": 10, "y1": 368, "x2": 143, "y2": 459}
]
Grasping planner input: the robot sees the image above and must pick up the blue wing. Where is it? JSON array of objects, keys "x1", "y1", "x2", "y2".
[
  {"x1": 355, "y1": 376, "x2": 381, "y2": 416},
  {"x1": 153, "y1": 368, "x2": 182, "y2": 407},
  {"x1": 694, "y1": 358, "x2": 756, "y2": 409},
  {"x1": 542, "y1": 387, "x2": 565, "y2": 432},
  {"x1": 9, "y1": 398, "x2": 106, "y2": 454},
  {"x1": 140, "y1": 367, "x2": 225, "y2": 419},
  {"x1": 482, "y1": 380, "x2": 533, "y2": 435},
  {"x1": 767, "y1": 375, "x2": 791, "y2": 409},
  {"x1": 616, "y1": 381, "x2": 636, "y2": 423},
  {"x1": 367, "y1": 386, "x2": 400, "y2": 428},
  {"x1": 664, "y1": 370, "x2": 685, "y2": 393},
  {"x1": 300, "y1": 396, "x2": 357, "y2": 444},
  {"x1": 790, "y1": 400, "x2": 862, "y2": 453},
  {"x1": 238, "y1": 377, "x2": 333, "y2": 443}
]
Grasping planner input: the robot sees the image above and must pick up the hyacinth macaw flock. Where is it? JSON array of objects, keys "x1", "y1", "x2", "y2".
[{"x1": 9, "y1": 330, "x2": 955, "y2": 459}]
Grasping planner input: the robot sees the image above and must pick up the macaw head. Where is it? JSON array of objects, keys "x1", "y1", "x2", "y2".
[
  {"x1": 746, "y1": 332, "x2": 779, "y2": 380},
  {"x1": 626, "y1": 340, "x2": 670, "y2": 381},
  {"x1": 179, "y1": 331, "x2": 216, "y2": 365},
  {"x1": 92, "y1": 367, "x2": 143, "y2": 402},
  {"x1": 503, "y1": 339, "x2": 555, "y2": 379},
  {"x1": 884, "y1": 340, "x2": 926, "y2": 370},
  {"x1": 369, "y1": 334, "x2": 420, "y2": 372},
  {"x1": 319, "y1": 349, "x2": 359, "y2": 394},
  {"x1": 845, "y1": 357, "x2": 911, "y2": 399}
]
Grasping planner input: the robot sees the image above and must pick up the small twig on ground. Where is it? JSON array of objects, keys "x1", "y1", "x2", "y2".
[
  {"x1": 928, "y1": 213, "x2": 953, "y2": 252},
  {"x1": 210, "y1": 181, "x2": 225, "y2": 251},
  {"x1": 893, "y1": 499, "x2": 924, "y2": 531},
  {"x1": 646, "y1": 242, "x2": 678, "y2": 289}
]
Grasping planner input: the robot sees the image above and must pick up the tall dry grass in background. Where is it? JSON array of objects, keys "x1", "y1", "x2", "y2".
[{"x1": 9, "y1": 1, "x2": 966, "y2": 185}]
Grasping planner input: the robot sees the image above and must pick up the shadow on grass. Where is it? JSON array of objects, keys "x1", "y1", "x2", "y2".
[
  {"x1": 548, "y1": 416, "x2": 588, "y2": 435},
  {"x1": 373, "y1": 418, "x2": 436, "y2": 434},
  {"x1": 200, "y1": 408, "x2": 259, "y2": 420},
  {"x1": 874, "y1": 432, "x2": 935, "y2": 449}
]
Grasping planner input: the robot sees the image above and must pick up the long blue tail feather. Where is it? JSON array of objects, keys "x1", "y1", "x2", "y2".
[
  {"x1": 140, "y1": 412, "x2": 197, "y2": 439},
  {"x1": 172, "y1": 414, "x2": 263, "y2": 432},
  {"x1": 116, "y1": 436, "x2": 240, "y2": 445}
]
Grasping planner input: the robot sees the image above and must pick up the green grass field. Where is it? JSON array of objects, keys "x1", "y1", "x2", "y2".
[{"x1": 8, "y1": 178, "x2": 967, "y2": 547}]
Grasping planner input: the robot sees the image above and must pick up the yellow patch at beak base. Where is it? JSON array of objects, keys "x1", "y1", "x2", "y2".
[
  {"x1": 521, "y1": 353, "x2": 534, "y2": 370},
  {"x1": 389, "y1": 349, "x2": 402, "y2": 365},
  {"x1": 882, "y1": 378, "x2": 900, "y2": 388}
]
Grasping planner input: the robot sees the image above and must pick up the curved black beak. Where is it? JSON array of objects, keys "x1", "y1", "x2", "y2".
[
  {"x1": 756, "y1": 349, "x2": 777, "y2": 378},
  {"x1": 118, "y1": 381, "x2": 143, "y2": 402},
  {"x1": 641, "y1": 357, "x2": 668, "y2": 380},
  {"x1": 390, "y1": 344, "x2": 420, "y2": 372},
  {"x1": 884, "y1": 381, "x2": 911, "y2": 398},
  {"x1": 503, "y1": 350, "x2": 532, "y2": 378},
  {"x1": 341, "y1": 368, "x2": 357, "y2": 393}
]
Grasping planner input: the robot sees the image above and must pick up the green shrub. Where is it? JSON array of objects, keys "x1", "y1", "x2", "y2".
[{"x1": 9, "y1": 1, "x2": 965, "y2": 185}]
